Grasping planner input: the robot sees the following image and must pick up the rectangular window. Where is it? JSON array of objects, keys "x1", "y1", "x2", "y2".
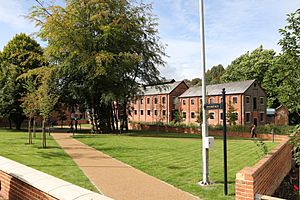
[
  {"x1": 199, "y1": 98, "x2": 203, "y2": 104},
  {"x1": 220, "y1": 113, "x2": 223, "y2": 120},
  {"x1": 147, "y1": 110, "x2": 150, "y2": 116},
  {"x1": 260, "y1": 97, "x2": 264, "y2": 105},
  {"x1": 220, "y1": 98, "x2": 223, "y2": 103},
  {"x1": 162, "y1": 97, "x2": 166, "y2": 104},
  {"x1": 134, "y1": 110, "x2": 137, "y2": 115},
  {"x1": 182, "y1": 99, "x2": 186, "y2": 106},
  {"x1": 260, "y1": 112, "x2": 264, "y2": 122},
  {"x1": 154, "y1": 97, "x2": 158, "y2": 104},
  {"x1": 191, "y1": 112, "x2": 195, "y2": 118},
  {"x1": 147, "y1": 98, "x2": 150, "y2": 104},
  {"x1": 141, "y1": 98, "x2": 144, "y2": 105},
  {"x1": 140, "y1": 110, "x2": 144, "y2": 115},
  {"x1": 253, "y1": 97, "x2": 257, "y2": 110},
  {"x1": 246, "y1": 96, "x2": 250, "y2": 104},
  {"x1": 182, "y1": 112, "x2": 186, "y2": 119},
  {"x1": 162, "y1": 110, "x2": 166, "y2": 116},
  {"x1": 154, "y1": 110, "x2": 158, "y2": 116},
  {"x1": 233, "y1": 97, "x2": 238, "y2": 104},
  {"x1": 209, "y1": 112, "x2": 215, "y2": 119},
  {"x1": 210, "y1": 98, "x2": 214, "y2": 104},
  {"x1": 246, "y1": 113, "x2": 251, "y2": 123},
  {"x1": 191, "y1": 99, "x2": 195, "y2": 105}
]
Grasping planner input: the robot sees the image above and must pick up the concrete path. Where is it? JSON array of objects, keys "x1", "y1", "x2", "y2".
[{"x1": 52, "y1": 133, "x2": 200, "y2": 200}]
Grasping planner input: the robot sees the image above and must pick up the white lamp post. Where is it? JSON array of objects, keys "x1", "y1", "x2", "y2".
[{"x1": 198, "y1": 0, "x2": 210, "y2": 185}]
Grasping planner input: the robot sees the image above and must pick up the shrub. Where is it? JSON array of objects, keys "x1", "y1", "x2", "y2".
[{"x1": 290, "y1": 125, "x2": 300, "y2": 165}]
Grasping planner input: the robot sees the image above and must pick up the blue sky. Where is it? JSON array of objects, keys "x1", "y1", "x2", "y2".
[{"x1": 0, "y1": 0, "x2": 299, "y2": 80}]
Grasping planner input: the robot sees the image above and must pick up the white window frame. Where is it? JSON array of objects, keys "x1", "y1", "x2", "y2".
[
  {"x1": 246, "y1": 96, "x2": 250, "y2": 104},
  {"x1": 191, "y1": 98, "x2": 195, "y2": 105},
  {"x1": 233, "y1": 96, "x2": 238, "y2": 104},
  {"x1": 260, "y1": 112, "x2": 264, "y2": 122},
  {"x1": 162, "y1": 97, "x2": 166, "y2": 104},
  {"x1": 246, "y1": 112, "x2": 251, "y2": 123},
  {"x1": 182, "y1": 112, "x2": 186, "y2": 119},
  {"x1": 147, "y1": 110, "x2": 151, "y2": 116},
  {"x1": 191, "y1": 112, "x2": 195, "y2": 118},
  {"x1": 260, "y1": 97, "x2": 264, "y2": 105}
]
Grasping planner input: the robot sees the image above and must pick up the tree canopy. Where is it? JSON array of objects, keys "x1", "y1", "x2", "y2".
[
  {"x1": 0, "y1": 33, "x2": 44, "y2": 129},
  {"x1": 276, "y1": 8, "x2": 300, "y2": 117},
  {"x1": 29, "y1": 0, "x2": 166, "y2": 132}
]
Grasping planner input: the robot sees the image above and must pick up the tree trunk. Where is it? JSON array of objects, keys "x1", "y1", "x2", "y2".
[
  {"x1": 42, "y1": 119, "x2": 46, "y2": 148},
  {"x1": 33, "y1": 117, "x2": 36, "y2": 138},
  {"x1": 111, "y1": 103, "x2": 115, "y2": 131},
  {"x1": 28, "y1": 117, "x2": 32, "y2": 144},
  {"x1": 114, "y1": 102, "x2": 119, "y2": 131},
  {"x1": 61, "y1": 120, "x2": 63, "y2": 128},
  {"x1": 8, "y1": 117, "x2": 12, "y2": 129}
]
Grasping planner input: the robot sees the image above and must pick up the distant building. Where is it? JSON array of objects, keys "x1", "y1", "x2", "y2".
[
  {"x1": 129, "y1": 79, "x2": 188, "y2": 123},
  {"x1": 130, "y1": 79, "x2": 267, "y2": 126},
  {"x1": 179, "y1": 80, "x2": 267, "y2": 126},
  {"x1": 275, "y1": 105, "x2": 289, "y2": 125},
  {"x1": 267, "y1": 108, "x2": 276, "y2": 124}
]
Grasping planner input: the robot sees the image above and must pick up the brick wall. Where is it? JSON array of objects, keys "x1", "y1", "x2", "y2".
[
  {"x1": 0, "y1": 156, "x2": 112, "y2": 200},
  {"x1": 129, "y1": 123, "x2": 288, "y2": 142},
  {"x1": 0, "y1": 171, "x2": 57, "y2": 200},
  {"x1": 235, "y1": 139, "x2": 292, "y2": 200}
]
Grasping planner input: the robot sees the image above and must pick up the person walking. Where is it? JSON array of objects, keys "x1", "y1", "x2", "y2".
[{"x1": 251, "y1": 124, "x2": 257, "y2": 138}]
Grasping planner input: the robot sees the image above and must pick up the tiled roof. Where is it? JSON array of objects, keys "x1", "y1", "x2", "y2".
[
  {"x1": 179, "y1": 80, "x2": 256, "y2": 98},
  {"x1": 139, "y1": 81, "x2": 184, "y2": 95}
]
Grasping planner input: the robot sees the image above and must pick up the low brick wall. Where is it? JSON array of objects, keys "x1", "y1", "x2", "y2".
[
  {"x1": 235, "y1": 138, "x2": 292, "y2": 200},
  {"x1": 0, "y1": 156, "x2": 112, "y2": 200},
  {"x1": 130, "y1": 123, "x2": 287, "y2": 142}
]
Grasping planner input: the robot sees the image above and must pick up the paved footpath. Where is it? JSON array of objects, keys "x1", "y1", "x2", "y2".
[{"x1": 52, "y1": 133, "x2": 200, "y2": 200}]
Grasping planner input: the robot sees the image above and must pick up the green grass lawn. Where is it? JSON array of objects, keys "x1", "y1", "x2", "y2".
[
  {"x1": 0, "y1": 128, "x2": 97, "y2": 192},
  {"x1": 75, "y1": 131, "x2": 278, "y2": 200}
]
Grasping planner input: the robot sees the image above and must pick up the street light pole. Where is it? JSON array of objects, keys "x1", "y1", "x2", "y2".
[{"x1": 198, "y1": 0, "x2": 209, "y2": 185}]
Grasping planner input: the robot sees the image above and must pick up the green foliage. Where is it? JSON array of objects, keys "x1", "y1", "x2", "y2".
[
  {"x1": 289, "y1": 125, "x2": 300, "y2": 165},
  {"x1": 0, "y1": 33, "x2": 44, "y2": 129},
  {"x1": 184, "y1": 78, "x2": 201, "y2": 87},
  {"x1": 254, "y1": 139, "x2": 268, "y2": 158},
  {"x1": 226, "y1": 101, "x2": 237, "y2": 126},
  {"x1": 173, "y1": 110, "x2": 183, "y2": 124},
  {"x1": 0, "y1": 129, "x2": 97, "y2": 192},
  {"x1": 29, "y1": 0, "x2": 166, "y2": 132},
  {"x1": 276, "y1": 9, "x2": 300, "y2": 117},
  {"x1": 206, "y1": 64, "x2": 225, "y2": 84},
  {"x1": 221, "y1": 46, "x2": 278, "y2": 107}
]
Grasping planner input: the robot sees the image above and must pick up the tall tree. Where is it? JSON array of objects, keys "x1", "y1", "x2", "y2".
[
  {"x1": 206, "y1": 64, "x2": 225, "y2": 84},
  {"x1": 36, "y1": 67, "x2": 59, "y2": 148},
  {"x1": 29, "y1": 0, "x2": 166, "y2": 133},
  {"x1": 275, "y1": 9, "x2": 300, "y2": 118},
  {"x1": 221, "y1": 45, "x2": 278, "y2": 107},
  {"x1": 0, "y1": 33, "x2": 44, "y2": 129}
]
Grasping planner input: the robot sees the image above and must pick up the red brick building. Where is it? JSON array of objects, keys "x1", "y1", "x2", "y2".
[
  {"x1": 129, "y1": 79, "x2": 188, "y2": 123},
  {"x1": 179, "y1": 80, "x2": 267, "y2": 126}
]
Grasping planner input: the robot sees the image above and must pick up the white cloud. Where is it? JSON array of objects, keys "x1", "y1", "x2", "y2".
[
  {"x1": 150, "y1": 0, "x2": 300, "y2": 80},
  {"x1": 0, "y1": 0, "x2": 33, "y2": 30}
]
